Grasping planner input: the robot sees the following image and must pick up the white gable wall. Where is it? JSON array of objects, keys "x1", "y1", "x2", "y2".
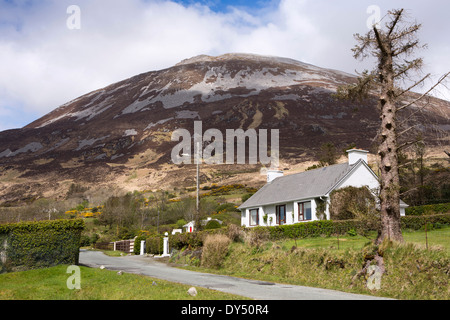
[{"x1": 332, "y1": 162, "x2": 379, "y2": 193}]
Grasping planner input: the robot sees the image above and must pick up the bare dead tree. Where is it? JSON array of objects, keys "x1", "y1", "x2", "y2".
[{"x1": 336, "y1": 9, "x2": 449, "y2": 243}]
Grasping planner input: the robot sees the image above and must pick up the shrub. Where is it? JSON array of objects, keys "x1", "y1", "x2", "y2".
[
  {"x1": 134, "y1": 234, "x2": 147, "y2": 255},
  {"x1": 204, "y1": 219, "x2": 221, "y2": 230},
  {"x1": 215, "y1": 202, "x2": 239, "y2": 213},
  {"x1": 201, "y1": 234, "x2": 231, "y2": 269},
  {"x1": 176, "y1": 219, "x2": 187, "y2": 229},
  {"x1": 244, "y1": 227, "x2": 270, "y2": 247},
  {"x1": 241, "y1": 193, "x2": 254, "y2": 203},
  {"x1": 227, "y1": 224, "x2": 245, "y2": 242},
  {"x1": 329, "y1": 186, "x2": 377, "y2": 221},
  {"x1": 90, "y1": 233, "x2": 99, "y2": 244},
  {"x1": 169, "y1": 228, "x2": 226, "y2": 250},
  {"x1": 80, "y1": 234, "x2": 91, "y2": 247},
  {"x1": 146, "y1": 235, "x2": 164, "y2": 254},
  {"x1": 170, "y1": 232, "x2": 204, "y2": 250}
]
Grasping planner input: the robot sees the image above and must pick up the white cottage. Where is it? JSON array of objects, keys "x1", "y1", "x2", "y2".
[{"x1": 238, "y1": 149, "x2": 408, "y2": 227}]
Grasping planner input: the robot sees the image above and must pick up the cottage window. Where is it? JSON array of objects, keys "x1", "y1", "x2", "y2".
[
  {"x1": 298, "y1": 201, "x2": 311, "y2": 221},
  {"x1": 250, "y1": 208, "x2": 259, "y2": 226},
  {"x1": 276, "y1": 205, "x2": 286, "y2": 225}
]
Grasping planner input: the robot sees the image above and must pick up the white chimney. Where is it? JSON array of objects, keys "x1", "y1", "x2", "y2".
[
  {"x1": 267, "y1": 169, "x2": 283, "y2": 183},
  {"x1": 347, "y1": 149, "x2": 369, "y2": 165}
]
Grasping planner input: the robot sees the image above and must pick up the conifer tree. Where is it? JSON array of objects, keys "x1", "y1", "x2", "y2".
[{"x1": 336, "y1": 9, "x2": 449, "y2": 243}]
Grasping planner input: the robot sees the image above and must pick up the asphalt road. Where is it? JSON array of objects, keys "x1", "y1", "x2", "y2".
[{"x1": 78, "y1": 250, "x2": 391, "y2": 300}]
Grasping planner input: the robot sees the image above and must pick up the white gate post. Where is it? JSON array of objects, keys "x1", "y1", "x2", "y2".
[
  {"x1": 162, "y1": 232, "x2": 169, "y2": 257},
  {"x1": 140, "y1": 240, "x2": 145, "y2": 256}
]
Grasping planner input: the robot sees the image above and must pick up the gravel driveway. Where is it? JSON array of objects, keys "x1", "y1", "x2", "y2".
[{"x1": 78, "y1": 250, "x2": 390, "y2": 300}]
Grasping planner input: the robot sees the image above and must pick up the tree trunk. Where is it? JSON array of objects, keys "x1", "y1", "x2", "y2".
[{"x1": 376, "y1": 39, "x2": 404, "y2": 243}]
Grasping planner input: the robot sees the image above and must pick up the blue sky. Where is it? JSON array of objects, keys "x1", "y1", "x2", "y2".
[
  {"x1": 0, "y1": 0, "x2": 449, "y2": 131},
  {"x1": 173, "y1": 0, "x2": 276, "y2": 12}
]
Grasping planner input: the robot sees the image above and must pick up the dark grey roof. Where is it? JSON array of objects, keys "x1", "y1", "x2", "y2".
[{"x1": 239, "y1": 162, "x2": 357, "y2": 209}]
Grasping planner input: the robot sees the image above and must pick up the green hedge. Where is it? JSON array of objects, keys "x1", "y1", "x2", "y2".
[
  {"x1": 401, "y1": 213, "x2": 450, "y2": 230},
  {"x1": 256, "y1": 214, "x2": 450, "y2": 240},
  {"x1": 133, "y1": 235, "x2": 147, "y2": 255},
  {"x1": 144, "y1": 228, "x2": 227, "y2": 253},
  {"x1": 255, "y1": 219, "x2": 364, "y2": 241},
  {"x1": 143, "y1": 213, "x2": 450, "y2": 252},
  {"x1": 405, "y1": 203, "x2": 450, "y2": 216},
  {"x1": 0, "y1": 219, "x2": 85, "y2": 273},
  {"x1": 170, "y1": 228, "x2": 227, "y2": 250},
  {"x1": 146, "y1": 235, "x2": 164, "y2": 254},
  {"x1": 261, "y1": 214, "x2": 450, "y2": 240}
]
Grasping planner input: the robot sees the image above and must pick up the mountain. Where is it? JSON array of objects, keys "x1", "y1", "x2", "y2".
[{"x1": 0, "y1": 53, "x2": 449, "y2": 205}]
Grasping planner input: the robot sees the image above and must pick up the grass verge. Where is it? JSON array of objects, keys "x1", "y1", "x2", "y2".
[
  {"x1": 171, "y1": 229, "x2": 450, "y2": 300},
  {"x1": 0, "y1": 264, "x2": 248, "y2": 300}
]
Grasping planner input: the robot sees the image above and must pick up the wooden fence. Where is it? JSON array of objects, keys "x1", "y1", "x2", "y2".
[
  {"x1": 114, "y1": 239, "x2": 135, "y2": 253},
  {"x1": 93, "y1": 242, "x2": 113, "y2": 251},
  {"x1": 93, "y1": 239, "x2": 135, "y2": 253}
]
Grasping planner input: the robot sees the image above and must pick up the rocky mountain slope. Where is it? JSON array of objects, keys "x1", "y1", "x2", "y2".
[{"x1": 0, "y1": 53, "x2": 448, "y2": 205}]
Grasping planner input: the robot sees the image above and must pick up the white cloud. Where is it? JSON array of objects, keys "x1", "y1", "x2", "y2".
[{"x1": 0, "y1": 0, "x2": 448, "y2": 130}]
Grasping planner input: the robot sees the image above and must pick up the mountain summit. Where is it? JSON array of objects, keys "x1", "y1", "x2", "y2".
[{"x1": 0, "y1": 53, "x2": 448, "y2": 204}]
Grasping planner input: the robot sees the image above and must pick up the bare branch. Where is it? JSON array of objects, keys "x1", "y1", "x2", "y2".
[
  {"x1": 397, "y1": 140, "x2": 420, "y2": 151},
  {"x1": 395, "y1": 73, "x2": 430, "y2": 98},
  {"x1": 400, "y1": 187, "x2": 419, "y2": 197},
  {"x1": 390, "y1": 23, "x2": 421, "y2": 42},
  {"x1": 394, "y1": 58, "x2": 423, "y2": 79},
  {"x1": 397, "y1": 97, "x2": 432, "y2": 124},
  {"x1": 392, "y1": 40, "x2": 420, "y2": 57},
  {"x1": 397, "y1": 123, "x2": 420, "y2": 137},
  {"x1": 397, "y1": 72, "x2": 450, "y2": 111},
  {"x1": 387, "y1": 9, "x2": 404, "y2": 36}
]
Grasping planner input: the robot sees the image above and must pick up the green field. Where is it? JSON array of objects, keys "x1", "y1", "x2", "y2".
[
  {"x1": 403, "y1": 226, "x2": 450, "y2": 255},
  {"x1": 272, "y1": 226, "x2": 450, "y2": 255},
  {"x1": 0, "y1": 265, "x2": 247, "y2": 300}
]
